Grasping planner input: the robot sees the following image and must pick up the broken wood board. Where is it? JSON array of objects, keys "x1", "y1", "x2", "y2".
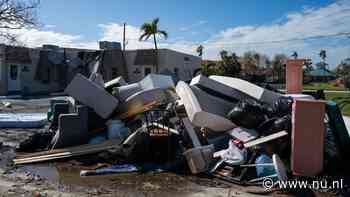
[
  {"x1": 14, "y1": 139, "x2": 121, "y2": 165},
  {"x1": 117, "y1": 101, "x2": 159, "y2": 119},
  {"x1": 243, "y1": 130, "x2": 288, "y2": 148}
]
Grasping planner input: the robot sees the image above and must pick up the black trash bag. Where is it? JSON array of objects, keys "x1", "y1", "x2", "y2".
[
  {"x1": 272, "y1": 96, "x2": 294, "y2": 117},
  {"x1": 257, "y1": 115, "x2": 291, "y2": 135},
  {"x1": 227, "y1": 100, "x2": 267, "y2": 129}
]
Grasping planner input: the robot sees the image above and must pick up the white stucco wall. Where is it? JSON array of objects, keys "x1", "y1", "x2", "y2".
[{"x1": 124, "y1": 49, "x2": 201, "y2": 83}]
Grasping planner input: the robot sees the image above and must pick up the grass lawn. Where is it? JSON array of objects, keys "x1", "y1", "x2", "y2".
[
  {"x1": 325, "y1": 92, "x2": 350, "y2": 116},
  {"x1": 304, "y1": 83, "x2": 346, "y2": 91}
]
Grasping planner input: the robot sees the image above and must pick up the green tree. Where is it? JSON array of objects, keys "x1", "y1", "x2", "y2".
[
  {"x1": 139, "y1": 17, "x2": 168, "y2": 73},
  {"x1": 219, "y1": 50, "x2": 241, "y2": 77},
  {"x1": 241, "y1": 51, "x2": 258, "y2": 75},
  {"x1": 201, "y1": 62, "x2": 225, "y2": 76},
  {"x1": 335, "y1": 58, "x2": 350, "y2": 89},
  {"x1": 272, "y1": 54, "x2": 288, "y2": 82}
]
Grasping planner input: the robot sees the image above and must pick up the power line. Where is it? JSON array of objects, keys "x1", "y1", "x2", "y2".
[
  {"x1": 115, "y1": 31, "x2": 350, "y2": 47},
  {"x1": 200, "y1": 32, "x2": 350, "y2": 46}
]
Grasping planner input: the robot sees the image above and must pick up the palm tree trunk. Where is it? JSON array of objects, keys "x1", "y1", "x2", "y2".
[{"x1": 153, "y1": 34, "x2": 159, "y2": 73}]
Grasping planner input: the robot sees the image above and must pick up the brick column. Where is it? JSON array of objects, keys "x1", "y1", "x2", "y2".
[{"x1": 286, "y1": 59, "x2": 306, "y2": 94}]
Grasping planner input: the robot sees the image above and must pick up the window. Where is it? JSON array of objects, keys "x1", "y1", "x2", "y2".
[
  {"x1": 184, "y1": 57, "x2": 190, "y2": 61},
  {"x1": 111, "y1": 68, "x2": 118, "y2": 77},
  {"x1": 174, "y1": 67, "x2": 179, "y2": 77},
  {"x1": 144, "y1": 67, "x2": 152, "y2": 76},
  {"x1": 22, "y1": 65, "x2": 29, "y2": 72},
  {"x1": 10, "y1": 65, "x2": 18, "y2": 80}
]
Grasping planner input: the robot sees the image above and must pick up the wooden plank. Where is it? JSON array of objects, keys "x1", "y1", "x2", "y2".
[
  {"x1": 244, "y1": 130, "x2": 288, "y2": 148},
  {"x1": 16, "y1": 139, "x2": 119, "y2": 158},
  {"x1": 14, "y1": 139, "x2": 121, "y2": 165},
  {"x1": 118, "y1": 101, "x2": 158, "y2": 119}
]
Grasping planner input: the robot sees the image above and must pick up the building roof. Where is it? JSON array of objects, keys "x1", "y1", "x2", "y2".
[
  {"x1": 5, "y1": 45, "x2": 32, "y2": 64},
  {"x1": 307, "y1": 68, "x2": 335, "y2": 77}
]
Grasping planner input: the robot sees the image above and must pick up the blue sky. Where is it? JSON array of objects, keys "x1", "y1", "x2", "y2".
[{"x1": 9, "y1": 0, "x2": 350, "y2": 68}]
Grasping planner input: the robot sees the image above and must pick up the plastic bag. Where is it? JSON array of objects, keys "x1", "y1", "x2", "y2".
[
  {"x1": 272, "y1": 96, "x2": 293, "y2": 117},
  {"x1": 257, "y1": 115, "x2": 291, "y2": 135},
  {"x1": 227, "y1": 100, "x2": 267, "y2": 129},
  {"x1": 218, "y1": 139, "x2": 247, "y2": 165}
]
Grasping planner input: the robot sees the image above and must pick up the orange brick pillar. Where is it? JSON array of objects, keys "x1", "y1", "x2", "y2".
[{"x1": 286, "y1": 59, "x2": 306, "y2": 94}]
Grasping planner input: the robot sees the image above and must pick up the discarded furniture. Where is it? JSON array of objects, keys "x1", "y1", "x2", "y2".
[
  {"x1": 139, "y1": 74, "x2": 175, "y2": 90},
  {"x1": 114, "y1": 74, "x2": 175, "y2": 102},
  {"x1": 117, "y1": 88, "x2": 172, "y2": 119},
  {"x1": 114, "y1": 83, "x2": 143, "y2": 102},
  {"x1": 291, "y1": 99, "x2": 325, "y2": 176},
  {"x1": 176, "y1": 81, "x2": 236, "y2": 132},
  {"x1": 209, "y1": 75, "x2": 281, "y2": 105},
  {"x1": 65, "y1": 74, "x2": 119, "y2": 119},
  {"x1": 182, "y1": 118, "x2": 214, "y2": 174},
  {"x1": 104, "y1": 76, "x2": 127, "y2": 92},
  {"x1": 190, "y1": 75, "x2": 255, "y2": 102},
  {"x1": 51, "y1": 102, "x2": 70, "y2": 128},
  {"x1": 51, "y1": 106, "x2": 89, "y2": 148}
]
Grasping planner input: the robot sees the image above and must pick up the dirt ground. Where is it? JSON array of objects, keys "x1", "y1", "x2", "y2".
[{"x1": 0, "y1": 96, "x2": 342, "y2": 197}]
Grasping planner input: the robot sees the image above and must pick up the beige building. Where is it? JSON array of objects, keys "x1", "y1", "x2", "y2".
[
  {"x1": 124, "y1": 49, "x2": 201, "y2": 83},
  {"x1": 0, "y1": 43, "x2": 200, "y2": 95}
]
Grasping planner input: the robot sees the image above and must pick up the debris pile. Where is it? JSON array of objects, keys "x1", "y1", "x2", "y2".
[{"x1": 11, "y1": 71, "x2": 350, "y2": 191}]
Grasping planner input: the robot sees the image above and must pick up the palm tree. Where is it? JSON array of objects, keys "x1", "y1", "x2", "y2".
[
  {"x1": 319, "y1": 49, "x2": 327, "y2": 62},
  {"x1": 319, "y1": 49, "x2": 327, "y2": 69},
  {"x1": 139, "y1": 18, "x2": 168, "y2": 73},
  {"x1": 196, "y1": 45, "x2": 203, "y2": 57}
]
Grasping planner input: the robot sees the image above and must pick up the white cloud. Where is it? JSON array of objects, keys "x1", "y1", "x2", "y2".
[
  {"x1": 179, "y1": 20, "x2": 208, "y2": 32},
  {"x1": 3, "y1": 28, "x2": 98, "y2": 49},
  {"x1": 202, "y1": 0, "x2": 350, "y2": 67}
]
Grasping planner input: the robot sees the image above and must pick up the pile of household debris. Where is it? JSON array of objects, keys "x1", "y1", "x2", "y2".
[{"x1": 11, "y1": 71, "x2": 350, "y2": 190}]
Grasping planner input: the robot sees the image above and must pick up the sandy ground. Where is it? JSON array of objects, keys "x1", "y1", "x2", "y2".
[{"x1": 0, "y1": 96, "x2": 341, "y2": 197}]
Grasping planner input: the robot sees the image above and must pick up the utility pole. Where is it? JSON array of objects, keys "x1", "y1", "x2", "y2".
[
  {"x1": 121, "y1": 22, "x2": 129, "y2": 81},
  {"x1": 123, "y1": 22, "x2": 126, "y2": 51}
]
